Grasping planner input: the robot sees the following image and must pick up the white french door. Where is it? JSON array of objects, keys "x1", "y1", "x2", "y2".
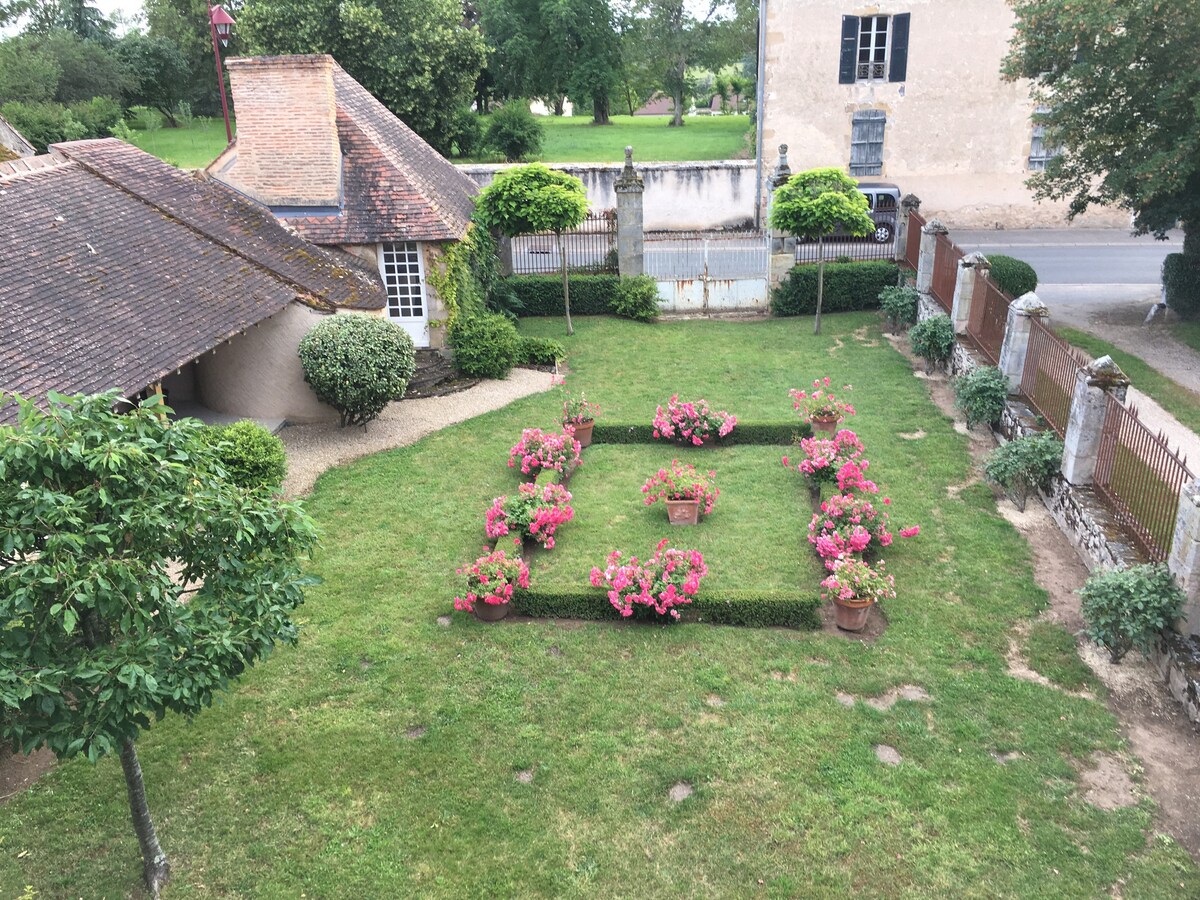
[{"x1": 379, "y1": 241, "x2": 429, "y2": 347}]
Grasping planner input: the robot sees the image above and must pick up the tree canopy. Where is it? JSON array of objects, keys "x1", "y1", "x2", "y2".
[{"x1": 1002, "y1": 0, "x2": 1200, "y2": 251}]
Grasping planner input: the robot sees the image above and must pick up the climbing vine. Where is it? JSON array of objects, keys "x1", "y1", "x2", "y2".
[{"x1": 426, "y1": 223, "x2": 502, "y2": 332}]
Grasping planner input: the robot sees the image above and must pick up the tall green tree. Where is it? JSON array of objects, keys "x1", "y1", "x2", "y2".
[
  {"x1": 1003, "y1": 0, "x2": 1200, "y2": 253},
  {"x1": 144, "y1": 0, "x2": 239, "y2": 118},
  {"x1": 0, "y1": 392, "x2": 319, "y2": 896},
  {"x1": 475, "y1": 164, "x2": 590, "y2": 335},
  {"x1": 115, "y1": 32, "x2": 191, "y2": 125},
  {"x1": 239, "y1": 0, "x2": 485, "y2": 154},
  {"x1": 769, "y1": 167, "x2": 874, "y2": 335}
]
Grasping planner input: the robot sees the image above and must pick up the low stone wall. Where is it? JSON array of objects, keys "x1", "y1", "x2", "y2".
[{"x1": 1153, "y1": 631, "x2": 1200, "y2": 725}]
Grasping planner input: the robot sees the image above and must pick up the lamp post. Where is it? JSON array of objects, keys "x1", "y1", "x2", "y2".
[{"x1": 208, "y1": 3, "x2": 235, "y2": 144}]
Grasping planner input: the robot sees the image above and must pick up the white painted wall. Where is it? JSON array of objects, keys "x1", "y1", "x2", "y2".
[{"x1": 654, "y1": 278, "x2": 769, "y2": 314}]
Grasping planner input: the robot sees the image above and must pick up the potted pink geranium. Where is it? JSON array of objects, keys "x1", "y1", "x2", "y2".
[
  {"x1": 590, "y1": 538, "x2": 707, "y2": 620},
  {"x1": 485, "y1": 482, "x2": 574, "y2": 550},
  {"x1": 782, "y1": 429, "x2": 865, "y2": 504},
  {"x1": 641, "y1": 460, "x2": 719, "y2": 525},
  {"x1": 452, "y1": 547, "x2": 531, "y2": 622},
  {"x1": 789, "y1": 378, "x2": 855, "y2": 433},
  {"x1": 652, "y1": 395, "x2": 737, "y2": 446},
  {"x1": 821, "y1": 556, "x2": 895, "y2": 632},
  {"x1": 562, "y1": 390, "x2": 600, "y2": 448},
  {"x1": 508, "y1": 427, "x2": 582, "y2": 478},
  {"x1": 809, "y1": 492, "x2": 919, "y2": 568}
]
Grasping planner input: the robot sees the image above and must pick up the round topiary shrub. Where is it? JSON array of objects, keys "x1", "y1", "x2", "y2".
[
  {"x1": 954, "y1": 365, "x2": 1009, "y2": 429},
  {"x1": 987, "y1": 254, "x2": 1038, "y2": 298},
  {"x1": 612, "y1": 275, "x2": 661, "y2": 322},
  {"x1": 484, "y1": 102, "x2": 544, "y2": 162},
  {"x1": 518, "y1": 335, "x2": 566, "y2": 366},
  {"x1": 298, "y1": 315, "x2": 417, "y2": 428},
  {"x1": 451, "y1": 312, "x2": 521, "y2": 379},
  {"x1": 197, "y1": 420, "x2": 287, "y2": 491},
  {"x1": 909, "y1": 314, "x2": 955, "y2": 373},
  {"x1": 1080, "y1": 563, "x2": 1185, "y2": 663}
]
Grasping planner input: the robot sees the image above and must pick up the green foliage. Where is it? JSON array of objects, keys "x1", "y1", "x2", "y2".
[
  {"x1": 987, "y1": 255, "x2": 1039, "y2": 298},
  {"x1": 771, "y1": 262, "x2": 900, "y2": 316},
  {"x1": 0, "y1": 391, "x2": 318, "y2": 762},
  {"x1": 878, "y1": 284, "x2": 920, "y2": 329},
  {"x1": 0, "y1": 34, "x2": 61, "y2": 104},
  {"x1": 513, "y1": 588, "x2": 822, "y2": 629},
  {"x1": 113, "y1": 32, "x2": 190, "y2": 124},
  {"x1": 909, "y1": 314, "x2": 955, "y2": 372},
  {"x1": 517, "y1": 335, "x2": 566, "y2": 366},
  {"x1": 450, "y1": 311, "x2": 521, "y2": 379},
  {"x1": 611, "y1": 274, "x2": 661, "y2": 322},
  {"x1": 1163, "y1": 253, "x2": 1200, "y2": 320},
  {"x1": 425, "y1": 224, "x2": 495, "y2": 334},
  {"x1": 1080, "y1": 564, "x2": 1185, "y2": 664},
  {"x1": 475, "y1": 163, "x2": 587, "y2": 237},
  {"x1": 297, "y1": 316, "x2": 417, "y2": 428},
  {"x1": 239, "y1": 0, "x2": 485, "y2": 153},
  {"x1": 508, "y1": 274, "x2": 620, "y2": 315},
  {"x1": 590, "y1": 422, "x2": 806, "y2": 445},
  {"x1": 0, "y1": 100, "x2": 87, "y2": 151},
  {"x1": 445, "y1": 105, "x2": 483, "y2": 158},
  {"x1": 768, "y1": 167, "x2": 874, "y2": 240},
  {"x1": 67, "y1": 95, "x2": 120, "y2": 135},
  {"x1": 954, "y1": 366, "x2": 1010, "y2": 429},
  {"x1": 984, "y1": 431, "x2": 1063, "y2": 512},
  {"x1": 196, "y1": 420, "x2": 287, "y2": 492},
  {"x1": 482, "y1": 101, "x2": 544, "y2": 162}
]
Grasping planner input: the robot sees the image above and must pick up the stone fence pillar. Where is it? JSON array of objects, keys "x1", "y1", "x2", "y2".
[
  {"x1": 915, "y1": 218, "x2": 947, "y2": 295},
  {"x1": 950, "y1": 252, "x2": 989, "y2": 335},
  {"x1": 767, "y1": 143, "x2": 794, "y2": 256},
  {"x1": 895, "y1": 193, "x2": 920, "y2": 264},
  {"x1": 997, "y1": 291, "x2": 1047, "y2": 390},
  {"x1": 614, "y1": 146, "x2": 644, "y2": 277},
  {"x1": 1168, "y1": 481, "x2": 1200, "y2": 636},
  {"x1": 1060, "y1": 356, "x2": 1130, "y2": 484}
]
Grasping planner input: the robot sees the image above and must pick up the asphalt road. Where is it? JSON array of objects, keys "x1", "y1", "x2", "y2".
[{"x1": 953, "y1": 228, "x2": 1181, "y2": 286}]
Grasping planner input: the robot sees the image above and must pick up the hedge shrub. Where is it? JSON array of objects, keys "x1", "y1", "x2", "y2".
[
  {"x1": 590, "y1": 422, "x2": 809, "y2": 445},
  {"x1": 1080, "y1": 563, "x2": 1185, "y2": 663},
  {"x1": 484, "y1": 102, "x2": 544, "y2": 162},
  {"x1": 518, "y1": 335, "x2": 566, "y2": 366},
  {"x1": 987, "y1": 254, "x2": 1038, "y2": 298},
  {"x1": 298, "y1": 316, "x2": 416, "y2": 428},
  {"x1": 954, "y1": 365, "x2": 1009, "y2": 429},
  {"x1": 771, "y1": 261, "x2": 900, "y2": 316},
  {"x1": 612, "y1": 275, "x2": 662, "y2": 322},
  {"x1": 450, "y1": 311, "x2": 521, "y2": 379},
  {"x1": 513, "y1": 588, "x2": 822, "y2": 629},
  {"x1": 197, "y1": 420, "x2": 287, "y2": 491},
  {"x1": 1163, "y1": 253, "x2": 1200, "y2": 319},
  {"x1": 984, "y1": 431, "x2": 1063, "y2": 511},
  {"x1": 508, "y1": 274, "x2": 621, "y2": 316}
]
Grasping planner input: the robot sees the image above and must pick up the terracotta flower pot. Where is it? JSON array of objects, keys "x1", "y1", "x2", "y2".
[
  {"x1": 474, "y1": 600, "x2": 511, "y2": 622},
  {"x1": 569, "y1": 419, "x2": 595, "y2": 448},
  {"x1": 833, "y1": 597, "x2": 872, "y2": 632},
  {"x1": 665, "y1": 498, "x2": 701, "y2": 525},
  {"x1": 811, "y1": 416, "x2": 840, "y2": 435}
]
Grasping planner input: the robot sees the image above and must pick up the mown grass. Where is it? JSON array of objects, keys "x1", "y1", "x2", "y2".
[
  {"x1": 1171, "y1": 321, "x2": 1200, "y2": 356},
  {"x1": 1056, "y1": 326, "x2": 1200, "y2": 436},
  {"x1": 126, "y1": 117, "x2": 234, "y2": 169},
  {"x1": 1026, "y1": 622, "x2": 1101, "y2": 693},
  {"x1": 1, "y1": 315, "x2": 1197, "y2": 898}
]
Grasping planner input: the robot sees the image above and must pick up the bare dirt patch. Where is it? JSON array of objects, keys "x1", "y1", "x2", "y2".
[
  {"x1": 0, "y1": 748, "x2": 54, "y2": 804},
  {"x1": 668, "y1": 782, "x2": 694, "y2": 803},
  {"x1": 1078, "y1": 752, "x2": 1138, "y2": 810},
  {"x1": 898, "y1": 429, "x2": 926, "y2": 440},
  {"x1": 864, "y1": 685, "x2": 932, "y2": 711},
  {"x1": 991, "y1": 750, "x2": 1023, "y2": 765},
  {"x1": 835, "y1": 691, "x2": 856, "y2": 708},
  {"x1": 874, "y1": 744, "x2": 903, "y2": 766},
  {"x1": 403, "y1": 726, "x2": 427, "y2": 740},
  {"x1": 704, "y1": 695, "x2": 726, "y2": 708},
  {"x1": 516, "y1": 769, "x2": 534, "y2": 784}
]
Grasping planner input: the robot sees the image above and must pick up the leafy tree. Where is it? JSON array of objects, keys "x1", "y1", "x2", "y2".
[
  {"x1": 769, "y1": 167, "x2": 874, "y2": 334},
  {"x1": 1003, "y1": 0, "x2": 1200, "y2": 255},
  {"x1": 144, "y1": 0, "x2": 230, "y2": 117},
  {"x1": 0, "y1": 392, "x2": 319, "y2": 895},
  {"x1": 4, "y1": 0, "x2": 114, "y2": 41},
  {"x1": 475, "y1": 164, "x2": 590, "y2": 335},
  {"x1": 0, "y1": 35, "x2": 61, "y2": 104},
  {"x1": 484, "y1": 100, "x2": 544, "y2": 161},
  {"x1": 115, "y1": 32, "x2": 191, "y2": 126},
  {"x1": 239, "y1": 0, "x2": 485, "y2": 154}
]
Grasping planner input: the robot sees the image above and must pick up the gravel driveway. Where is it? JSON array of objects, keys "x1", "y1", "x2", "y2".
[{"x1": 280, "y1": 368, "x2": 555, "y2": 497}]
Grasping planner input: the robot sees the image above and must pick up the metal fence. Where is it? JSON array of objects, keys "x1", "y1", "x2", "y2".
[
  {"x1": 1095, "y1": 394, "x2": 1193, "y2": 561},
  {"x1": 793, "y1": 211, "x2": 897, "y2": 265},
  {"x1": 511, "y1": 209, "x2": 617, "y2": 275},
  {"x1": 903, "y1": 210, "x2": 924, "y2": 270},
  {"x1": 965, "y1": 274, "x2": 1011, "y2": 365},
  {"x1": 930, "y1": 232, "x2": 961, "y2": 312},
  {"x1": 1018, "y1": 316, "x2": 1088, "y2": 438},
  {"x1": 645, "y1": 230, "x2": 768, "y2": 280}
]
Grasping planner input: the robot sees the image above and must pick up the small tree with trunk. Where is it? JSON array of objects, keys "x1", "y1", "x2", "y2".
[
  {"x1": 770, "y1": 167, "x2": 874, "y2": 335},
  {"x1": 0, "y1": 392, "x2": 319, "y2": 896},
  {"x1": 474, "y1": 163, "x2": 589, "y2": 335}
]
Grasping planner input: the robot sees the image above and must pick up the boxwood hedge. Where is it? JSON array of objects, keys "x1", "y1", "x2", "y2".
[
  {"x1": 512, "y1": 588, "x2": 822, "y2": 629},
  {"x1": 590, "y1": 422, "x2": 810, "y2": 445},
  {"x1": 509, "y1": 275, "x2": 621, "y2": 316},
  {"x1": 772, "y1": 261, "x2": 900, "y2": 316}
]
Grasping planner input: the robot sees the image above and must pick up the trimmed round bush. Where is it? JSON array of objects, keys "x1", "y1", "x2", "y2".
[
  {"x1": 909, "y1": 314, "x2": 955, "y2": 372},
  {"x1": 451, "y1": 312, "x2": 521, "y2": 379},
  {"x1": 987, "y1": 255, "x2": 1038, "y2": 298},
  {"x1": 518, "y1": 335, "x2": 566, "y2": 366},
  {"x1": 298, "y1": 315, "x2": 417, "y2": 428},
  {"x1": 612, "y1": 275, "x2": 661, "y2": 322},
  {"x1": 954, "y1": 365, "x2": 1009, "y2": 429},
  {"x1": 1163, "y1": 253, "x2": 1200, "y2": 319},
  {"x1": 484, "y1": 102, "x2": 544, "y2": 162},
  {"x1": 1080, "y1": 563, "x2": 1185, "y2": 663},
  {"x1": 197, "y1": 420, "x2": 287, "y2": 491}
]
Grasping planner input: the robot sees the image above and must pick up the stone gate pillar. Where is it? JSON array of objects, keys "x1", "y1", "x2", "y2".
[
  {"x1": 950, "y1": 252, "x2": 989, "y2": 335},
  {"x1": 614, "y1": 146, "x2": 644, "y2": 277},
  {"x1": 997, "y1": 291, "x2": 1048, "y2": 390},
  {"x1": 895, "y1": 193, "x2": 920, "y2": 264},
  {"x1": 1168, "y1": 481, "x2": 1200, "y2": 636},
  {"x1": 1060, "y1": 355, "x2": 1129, "y2": 485},
  {"x1": 915, "y1": 218, "x2": 947, "y2": 295}
]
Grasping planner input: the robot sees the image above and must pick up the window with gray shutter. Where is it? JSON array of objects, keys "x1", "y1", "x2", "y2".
[
  {"x1": 838, "y1": 13, "x2": 911, "y2": 84},
  {"x1": 1028, "y1": 107, "x2": 1060, "y2": 171},
  {"x1": 849, "y1": 110, "x2": 886, "y2": 176}
]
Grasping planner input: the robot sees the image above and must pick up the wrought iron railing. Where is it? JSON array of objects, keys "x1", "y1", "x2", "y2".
[
  {"x1": 1018, "y1": 316, "x2": 1087, "y2": 438},
  {"x1": 966, "y1": 274, "x2": 1011, "y2": 365},
  {"x1": 929, "y1": 232, "x2": 960, "y2": 312},
  {"x1": 511, "y1": 209, "x2": 617, "y2": 275},
  {"x1": 903, "y1": 210, "x2": 924, "y2": 271}
]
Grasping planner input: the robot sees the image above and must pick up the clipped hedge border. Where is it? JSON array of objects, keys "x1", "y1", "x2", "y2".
[
  {"x1": 591, "y1": 422, "x2": 811, "y2": 445},
  {"x1": 512, "y1": 588, "x2": 822, "y2": 629},
  {"x1": 509, "y1": 275, "x2": 620, "y2": 316}
]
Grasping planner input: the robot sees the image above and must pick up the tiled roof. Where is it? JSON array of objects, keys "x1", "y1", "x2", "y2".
[{"x1": 0, "y1": 139, "x2": 386, "y2": 424}]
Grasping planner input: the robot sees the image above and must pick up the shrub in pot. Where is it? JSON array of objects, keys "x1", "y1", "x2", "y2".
[{"x1": 298, "y1": 316, "x2": 416, "y2": 427}]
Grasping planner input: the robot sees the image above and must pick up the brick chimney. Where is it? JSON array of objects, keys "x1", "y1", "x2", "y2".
[{"x1": 218, "y1": 55, "x2": 342, "y2": 208}]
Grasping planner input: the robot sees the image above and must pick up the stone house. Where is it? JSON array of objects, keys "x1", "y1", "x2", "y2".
[
  {"x1": 756, "y1": 0, "x2": 1126, "y2": 229},
  {"x1": 207, "y1": 54, "x2": 480, "y2": 350},
  {"x1": 0, "y1": 139, "x2": 385, "y2": 427}
]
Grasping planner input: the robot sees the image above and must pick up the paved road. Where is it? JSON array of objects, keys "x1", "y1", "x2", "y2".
[{"x1": 953, "y1": 228, "x2": 1181, "y2": 286}]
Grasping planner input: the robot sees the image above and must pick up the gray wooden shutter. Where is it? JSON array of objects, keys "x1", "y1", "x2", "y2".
[
  {"x1": 888, "y1": 13, "x2": 911, "y2": 82},
  {"x1": 850, "y1": 110, "x2": 886, "y2": 176},
  {"x1": 839, "y1": 16, "x2": 860, "y2": 84}
]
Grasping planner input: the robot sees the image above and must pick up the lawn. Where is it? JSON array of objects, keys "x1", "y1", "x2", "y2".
[
  {"x1": 1170, "y1": 320, "x2": 1200, "y2": 357},
  {"x1": 125, "y1": 113, "x2": 751, "y2": 170},
  {"x1": 2, "y1": 314, "x2": 1198, "y2": 897}
]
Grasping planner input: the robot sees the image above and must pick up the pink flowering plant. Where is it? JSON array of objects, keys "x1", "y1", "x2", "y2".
[
  {"x1": 652, "y1": 395, "x2": 737, "y2": 446},
  {"x1": 562, "y1": 388, "x2": 600, "y2": 426},
  {"x1": 452, "y1": 547, "x2": 531, "y2": 613},
  {"x1": 485, "y1": 482, "x2": 575, "y2": 550},
  {"x1": 789, "y1": 377, "x2": 855, "y2": 423},
  {"x1": 809, "y1": 492, "x2": 920, "y2": 567},
  {"x1": 821, "y1": 556, "x2": 896, "y2": 605},
  {"x1": 590, "y1": 538, "x2": 708, "y2": 620},
  {"x1": 641, "y1": 460, "x2": 719, "y2": 515},
  {"x1": 508, "y1": 427, "x2": 582, "y2": 476},
  {"x1": 782, "y1": 429, "x2": 865, "y2": 487}
]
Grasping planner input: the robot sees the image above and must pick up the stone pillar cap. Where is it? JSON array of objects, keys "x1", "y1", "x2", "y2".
[
  {"x1": 963, "y1": 251, "x2": 990, "y2": 266},
  {"x1": 1086, "y1": 354, "x2": 1131, "y2": 387},
  {"x1": 614, "y1": 145, "x2": 643, "y2": 190},
  {"x1": 901, "y1": 193, "x2": 921, "y2": 210},
  {"x1": 921, "y1": 218, "x2": 949, "y2": 234},
  {"x1": 1012, "y1": 291, "x2": 1048, "y2": 314}
]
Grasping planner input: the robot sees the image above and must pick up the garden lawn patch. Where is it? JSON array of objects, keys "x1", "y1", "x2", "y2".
[{"x1": 3, "y1": 315, "x2": 1198, "y2": 897}]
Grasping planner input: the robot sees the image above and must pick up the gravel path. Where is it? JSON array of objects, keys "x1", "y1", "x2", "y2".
[{"x1": 280, "y1": 368, "x2": 555, "y2": 497}]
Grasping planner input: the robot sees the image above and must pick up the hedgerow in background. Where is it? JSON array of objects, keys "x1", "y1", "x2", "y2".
[
  {"x1": 879, "y1": 284, "x2": 920, "y2": 332},
  {"x1": 196, "y1": 420, "x2": 287, "y2": 491},
  {"x1": 987, "y1": 255, "x2": 1038, "y2": 298},
  {"x1": 612, "y1": 275, "x2": 662, "y2": 322},
  {"x1": 954, "y1": 365, "x2": 1010, "y2": 429},
  {"x1": 450, "y1": 311, "x2": 521, "y2": 379},
  {"x1": 1163, "y1": 253, "x2": 1200, "y2": 319},
  {"x1": 984, "y1": 431, "x2": 1064, "y2": 511},
  {"x1": 507, "y1": 274, "x2": 620, "y2": 315},
  {"x1": 518, "y1": 335, "x2": 566, "y2": 366},
  {"x1": 298, "y1": 316, "x2": 416, "y2": 428},
  {"x1": 771, "y1": 261, "x2": 900, "y2": 317},
  {"x1": 909, "y1": 314, "x2": 955, "y2": 373},
  {"x1": 1080, "y1": 563, "x2": 1185, "y2": 663}
]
